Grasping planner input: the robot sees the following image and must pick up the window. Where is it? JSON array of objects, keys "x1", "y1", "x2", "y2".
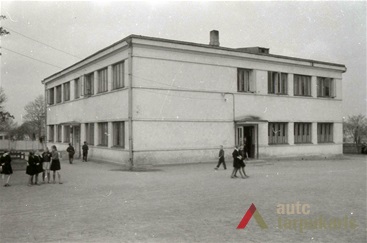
[
  {"x1": 55, "y1": 85, "x2": 62, "y2": 103},
  {"x1": 75, "y1": 78, "x2": 81, "y2": 99},
  {"x1": 294, "y1": 75, "x2": 311, "y2": 96},
  {"x1": 85, "y1": 123, "x2": 94, "y2": 145},
  {"x1": 112, "y1": 62, "x2": 124, "y2": 89},
  {"x1": 318, "y1": 123, "x2": 333, "y2": 143},
  {"x1": 317, "y1": 77, "x2": 335, "y2": 98},
  {"x1": 113, "y1": 122, "x2": 125, "y2": 147},
  {"x1": 98, "y1": 68, "x2": 108, "y2": 93},
  {"x1": 48, "y1": 125, "x2": 54, "y2": 142},
  {"x1": 47, "y1": 88, "x2": 54, "y2": 105},
  {"x1": 84, "y1": 73, "x2": 94, "y2": 96},
  {"x1": 268, "y1": 122, "x2": 288, "y2": 144},
  {"x1": 64, "y1": 126, "x2": 70, "y2": 143},
  {"x1": 98, "y1": 122, "x2": 108, "y2": 146},
  {"x1": 268, "y1": 72, "x2": 288, "y2": 95},
  {"x1": 237, "y1": 68, "x2": 254, "y2": 92},
  {"x1": 294, "y1": 123, "x2": 312, "y2": 143},
  {"x1": 63, "y1": 82, "x2": 70, "y2": 101},
  {"x1": 57, "y1": 125, "x2": 62, "y2": 142}
]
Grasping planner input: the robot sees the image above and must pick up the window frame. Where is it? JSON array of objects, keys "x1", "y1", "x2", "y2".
[
  {"x1": 47, "y1": 88, "x2": 55, "y2": 105},
  {"x1": 98, "y1": 122, "x2": 108, "y2": 147},
  {"x1": 64, "y1": 126, "x2": 70, "y2": 143},
  {"x1": 97, "y1": 67, "x2": 108, "y2": 93},
  {"x1": 57, "y1": 125, "x2": 62, "y2": 143},
  {"x1": 268, "y1": 71, "x2": 288, "y2": 95},
  {"x1": 112, "y1": 61, "x2": 125, "y2": 90},
  {"x1": 268, "y1": 122, "x2": 288, "y2": 145},
  {"x1": 84, "y1": 72, "x2": 94, "y2": 96},
  {"x1": 74, "y1": 78, "x2": 81, "y2": 99},
  {"x1": 113, "y1": 122, "x2": 125, "y2": 148},
  {"x1": 294, "y1": 74, "x2": 311, "y2": 96},
  {"x1": 85, "y1": 123, "x2": 94, "y2": 145},
  {"x1": 317, "y1": 77, "x2": 335, "y2": 98},
  {"x1": 294, "y1": 123, "x2": 312, "y2": 144},
  {"x1": 317, "y1": 123, "x2": 334, "y2": 143},
  {"x1": 56, "y1": 85, "x2": 62, "y2": 103},
  {"x1": 237, "y1": 68, "x2": 254, "y2": 93},
  {"x1": 48, "y1": 125, "x2": 54, "y2": 142},
  {"x1": 63, "y1": 82, "x2": 70, "y2": 101}
]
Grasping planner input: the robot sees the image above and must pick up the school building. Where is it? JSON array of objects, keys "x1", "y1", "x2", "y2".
[{"x1": 42, "y1": 30, "x2": 346, "y2": 167}]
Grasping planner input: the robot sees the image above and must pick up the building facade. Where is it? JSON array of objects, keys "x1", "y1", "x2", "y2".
[{"x1": 42, "y1": 31, "x2": 346, "y2": 166}]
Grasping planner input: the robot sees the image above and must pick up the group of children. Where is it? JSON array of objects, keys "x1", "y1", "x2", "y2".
[
  {"x1": 215, "y1": 145, "x2": 250, "y2": 179},
  {"x1": 26, "y1": 145, "x2": 62, "y2": 186}
]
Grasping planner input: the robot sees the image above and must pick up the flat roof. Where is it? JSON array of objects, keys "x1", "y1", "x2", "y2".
[{"x1": 43, "y1": 34, "x2": 347, "y2": 82}]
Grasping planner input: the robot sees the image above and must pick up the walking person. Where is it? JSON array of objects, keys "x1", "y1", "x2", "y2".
[
  {"x1": 82, "y1": 141, "x2": 89, "y2": 162},
  {"x1": 239, "y1": 145, "x2": 249, "y2": 178},
  {"x1": 66, "y1": 143, "x2": 75, "y2": 164},
  {"x1": 0, "y1": 150, "x2": 13, "y2": 187},
  {"x1": 26, "y1": 151, "x2": 37, "y2": 186},
  {"x1": 42, "y1": 147, "x2": 52, "y2": 183},
  {"x1": 231, "y1": 145, "x2": 245, "y2": 179},
  {"x1": 214, "y1": 145, "x2": 226, "y2": 170},
  {"x1": 50, "y1": 145, "x2": 62, "y2": 184}
]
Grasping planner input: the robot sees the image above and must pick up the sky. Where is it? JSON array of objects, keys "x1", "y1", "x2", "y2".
[{"x1": 0, "y1": 1, "x2": 366, "y2": 124}]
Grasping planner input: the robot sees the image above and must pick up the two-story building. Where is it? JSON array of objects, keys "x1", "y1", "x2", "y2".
[{"x1": 42, "y1": 30, "x2": 346, "y2": 167}]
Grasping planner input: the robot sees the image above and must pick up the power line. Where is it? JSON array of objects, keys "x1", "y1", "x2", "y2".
[
  {"x1": 4, "y1": 26, "x2": 82, "y2": 60},
  {"x1": 2, "y1": 47, "x2": 63, "y2": 69}
]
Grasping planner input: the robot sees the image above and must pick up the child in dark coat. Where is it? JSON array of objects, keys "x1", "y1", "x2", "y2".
[{"x1": 1, "y1": 150, "x2": 13, "y2": 187}]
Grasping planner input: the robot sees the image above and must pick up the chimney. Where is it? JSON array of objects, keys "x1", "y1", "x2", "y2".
[{"x1": 209, "y1": 30, "x2": 220, "y2": 46}]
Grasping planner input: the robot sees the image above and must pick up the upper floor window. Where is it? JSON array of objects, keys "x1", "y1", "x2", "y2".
[
  {"x1": 63, "y1": 82, "x2": 70, "y2": 101},
  {"x1": 268, "y1": 122, "x2": 288, "y2": 144},
  {"x1": 75, "y1": 78, "x2": 81, "y2": 99},
  {"x1": 98, "y1": 68, "x2": 108, "y2": 93},
  {"x1": 84, "y1": 73, "x2": 94, "y2": 96},
  {"x1": 318, "y1": 123, "x2": 333, "y2": 143},
  {"x1": 294, "y1": 123, "x2": 312, "y2": 143},
  {"x1": 56, "y1": 85, "x2": 62, "y2": 103},
  {"x1": 237, "y1": 68, "x2": 254, "y2": 92},
  {"x1": 268, "y1": 72, "x2": 287, "y2": 95},
  {"x1": 294, "y1": 75, "x2": 311, "y2": 96},
  {"x1": 317, "y1": 77, "x2": 335, "y2": 98},
  {"x1": 113, "y1": 62, "x2": 124, "y2": 89},
  {"x1": 47, "y1": 88, "x2": 54, "y2": 105}
]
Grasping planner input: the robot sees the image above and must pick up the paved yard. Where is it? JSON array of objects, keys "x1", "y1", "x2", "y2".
[{"x1": 0, "y1": 155, "x2": 366, "y2": 243}]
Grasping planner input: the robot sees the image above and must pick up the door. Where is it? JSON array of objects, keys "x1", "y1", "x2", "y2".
[
  {"x1": 243, "y1": 126, "x2": 255, "y2": 158},
  {"x1": 72, "y1": 126, "x2": 81, "y2": 159}
]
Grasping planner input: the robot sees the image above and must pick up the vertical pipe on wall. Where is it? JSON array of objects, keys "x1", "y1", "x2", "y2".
[{"x1": 126, "y1": 39, "x2": 134, "y2": 170}]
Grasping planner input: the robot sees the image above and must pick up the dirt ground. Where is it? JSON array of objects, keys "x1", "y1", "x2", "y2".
[{"x1": 0, "y1": 155, "x2": 366, "y2": 243}]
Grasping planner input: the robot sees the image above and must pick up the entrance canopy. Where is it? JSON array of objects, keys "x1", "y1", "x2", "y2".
[
  {"x1": 58, "y1": 121, "x2": 81, "y2": 126},
  {"x1": 235, "y1": 115, "x2": 268, "y2": 124}
]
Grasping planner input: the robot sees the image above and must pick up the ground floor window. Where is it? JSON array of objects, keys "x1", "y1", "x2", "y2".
[
  {"x1": 64, "y1": 126, "x2": 70, "y2": 143},
  {"x1": 48, "y1": 125, "x2": 54, "y2": 142},
  {"x1": 98, "y1": 122, "x2": 108, "y2": 146},
  {"x1": 57, "y1": 125, "x2": 62, "y2": 142},
  {"x1": 86, "y1": 123, "x2": 94, "y2": 145},
  {"x1": 113, "y1": 122, "x2": 125, "y2": 148},
  {"x1": 318, "y1": 123, "x2": 333, "y2": 143},
  {"x1": 268, "y1": 122, "x2": 288, "y2": 144},
  {"x1": 294, "y1": 123, "x2": 312, "y2": 143}
]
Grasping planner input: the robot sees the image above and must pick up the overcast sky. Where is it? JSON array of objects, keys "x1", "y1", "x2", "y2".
[{"x1": 1, "y1": 1, "x2": 366, "y2": 124}]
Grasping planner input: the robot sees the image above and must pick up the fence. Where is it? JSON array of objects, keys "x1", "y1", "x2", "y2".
[{"x1": 0, "y1": 140, "x2": 44, "y2": 151}]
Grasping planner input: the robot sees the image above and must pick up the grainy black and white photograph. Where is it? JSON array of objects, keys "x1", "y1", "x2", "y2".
[{"x1": 0, "y1": 1, "x2": 366, "y2": 242}]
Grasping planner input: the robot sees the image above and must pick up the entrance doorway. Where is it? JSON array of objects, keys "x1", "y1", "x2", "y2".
[
  {"x1": 236, "y1": 125, "x2": 257, "y2": 159},
  {"x1": 72, "y1": 126, "x2": 81, "y2": 159}
]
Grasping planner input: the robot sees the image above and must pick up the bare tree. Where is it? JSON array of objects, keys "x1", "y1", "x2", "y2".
[
  {"x1": 23, "y1": 95, "x2": 46, "y2": 141},
  {"x1": 343, "y1": 114, "x2": 367, "y2": 152},
  {"x1": 0, "y1": 87, "x2": 14, "y2": 123},
  {"x1": 0, "y1": 15, "x2": 10, "y2": 55}
]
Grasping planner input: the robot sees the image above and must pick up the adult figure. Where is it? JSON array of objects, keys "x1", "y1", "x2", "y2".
[
  {"x1": 66, "y1": 143, "x2": 75, "y2": 164},
  {"x1": 214, "y1": 145, "x2": 226, "y2": 170},
  {"x1": 82, "y1": 141, "x2": 89, "y2": 162},
  {"x1": 0, "y1": 150, "x2": 13, "y2": 187}
]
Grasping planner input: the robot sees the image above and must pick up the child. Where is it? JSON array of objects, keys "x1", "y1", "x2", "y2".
[
  {"x1": 42, "y1": 147, "x2": 52, "y2": 183},
  {"x1": 231, "y1": 145, "x2": 245, "y2": 178},
  {"x1": 240, "y1": 145, "x2": 249, "y2": 178},
  {"x1": 66, "y1": 143, "x2": 75, "y2": 164},
  {"x1": 50, "y1": 145, "x2": 62, "y2": 184},
  {"x1": 214, "y1": 145, "x2": 226, "y2": 170},
  {"x1": 26, "y1": 151, "x2": 37, "y2": 186},
  {"x1": 0, "y1": 150, "x2": 13, "y2": 187},
  {"x1": 34, "y1": 150, "x2": 44, "y2": 185}
]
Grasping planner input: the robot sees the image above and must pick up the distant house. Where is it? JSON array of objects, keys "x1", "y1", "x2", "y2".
[{"x1": 42, "y1": 30, "x2": 346, "y2": 166}]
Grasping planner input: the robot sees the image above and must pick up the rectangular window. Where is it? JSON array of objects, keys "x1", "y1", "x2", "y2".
[
  {"x1": 75, "y1": 78, "x2": 80, "y2": 99},
  {"x1": 63, "y1": 82, "x2": 70, "y2": 101},
  {"x1": 98, "y1": 122, "x2": 108, "y2": 146},
  {"x1": 56, "y1": 85, "x2": 62, "y2": 103},
  {"x1": 318, "y1": 123, "x2": 333, "y2": 143},
  {"x1": 47, "y1": 88, "x2": 55, "y2": 105},
  {"x1": 317, "y1": 77, "x2": 335, "y2": 98},
  {"x1": 98, "y1": 68, "x2": 108, "y2": 93},
  {"x1": 112, "y1": 62, "x2": 124, "y2": 89},
  {"x1": 294, "y1": 123, "x2": 312, "y2": 143},
  {"x1": 64, "y1": 126, "x2": 70, "y2": 143},
  {"x1": 294, "y1": 75, "x2": 311, "y2": 96},
  {"x1": 268, "y1": 122, "x2": 288, "y2": 144},
  {"x1": 48, "y1": 125, "x2": 54, "y2": 142},
  {"x1": 268, "y1": 72, "x2": 288, "y2": 95},
  {"x1": 237, "y1": 68, "x2": 254, "y2": 92},
  {"x1": 113, "y1": 122, "x2": 125, "y2": 148},
  {"x1": 57, "y1": 125, "x2": 62, "y2": 142},
  {"x1": 84, "y1": 73, "x2": 94, "y2": 96},
  {"x1": 85, "y1": 123, "x2": 94, "y2": 145}
]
